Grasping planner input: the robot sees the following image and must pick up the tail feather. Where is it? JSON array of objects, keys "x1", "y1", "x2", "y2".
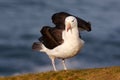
[
  {"x1": 32, "y1": 42, "x2": 47, "y2": 52},
  {"x1": 32, "y1": 42, "x2": 43, "y2": 51}
]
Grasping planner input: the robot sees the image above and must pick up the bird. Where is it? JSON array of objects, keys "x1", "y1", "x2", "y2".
[{"x1": 32, "y1": 12, "x2": 91, "y2": 71}]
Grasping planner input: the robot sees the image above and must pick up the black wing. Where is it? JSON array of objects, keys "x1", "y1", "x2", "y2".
[
  {"x1": 52, "y1": 12, "x2": 91, "y2": 31},
  {"x1": 39, "y1": 26, "x2": 63, "y2": 49},
  {"x1": 52, "y1": 12, "x2": 71, "y2": 29}
]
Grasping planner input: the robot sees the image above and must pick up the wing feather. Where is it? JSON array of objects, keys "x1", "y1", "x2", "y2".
[
  {"x1": 39, "y1": 26, "x2": 63, "y2": 49},
  {"x1": 52, "y1": 12, "x2": 91, "y2": 31}
]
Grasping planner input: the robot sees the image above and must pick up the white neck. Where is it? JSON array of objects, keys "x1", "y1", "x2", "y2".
[
  {"x1": 63, "y1": 25, "x2": 80, "y2": 41},
  {"x1": 68, "y1": 23, "x2": 79, "y2": 37}
]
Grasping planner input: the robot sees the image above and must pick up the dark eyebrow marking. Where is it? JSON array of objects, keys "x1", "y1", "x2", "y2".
[{"x1": 72, "y1": 19, "x2": 75, "y2": 22}]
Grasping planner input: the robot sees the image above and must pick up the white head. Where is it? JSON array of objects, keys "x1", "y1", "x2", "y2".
[{"x1": 65, "y1": 16, "x2": 78, "y2": 32}]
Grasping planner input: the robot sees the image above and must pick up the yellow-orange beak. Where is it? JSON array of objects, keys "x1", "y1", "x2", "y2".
[{"x1": 66, "y1": 22, "x2": 71, "y2": 32}]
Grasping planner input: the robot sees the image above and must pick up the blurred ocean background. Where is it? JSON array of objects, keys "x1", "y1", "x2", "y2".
[{"x1": 0, "y1": 0, "x2": 120, "y2": 76}]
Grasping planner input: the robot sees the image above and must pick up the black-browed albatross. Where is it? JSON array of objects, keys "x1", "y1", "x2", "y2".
[{"x1": 32, "y1": 12, "x2": 91, "y2": 71}]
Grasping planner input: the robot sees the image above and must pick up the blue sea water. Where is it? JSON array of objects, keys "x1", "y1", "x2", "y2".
[{"x1": 0, "y1": 0, "x2": 120, "y2": 76}]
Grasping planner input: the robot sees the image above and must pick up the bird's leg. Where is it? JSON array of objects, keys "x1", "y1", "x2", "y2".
[
  {"x1": 50, "y1": 57, "x2": 57, "y2": 71},
  {"x1": 62, "y1": 59, "x2": 67, "y2": 70}
]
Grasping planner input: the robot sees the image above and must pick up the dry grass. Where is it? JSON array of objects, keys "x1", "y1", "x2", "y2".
[{"x1": 0, "y1": 66, "x2": 120, "y2": 80}]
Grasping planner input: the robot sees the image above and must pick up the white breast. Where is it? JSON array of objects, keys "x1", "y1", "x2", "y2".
[{"x1": 48, "y1": 30, "x2": 84, "y2": 59}]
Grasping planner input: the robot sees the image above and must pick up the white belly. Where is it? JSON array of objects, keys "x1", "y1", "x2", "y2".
[{"x1": 49, "y1": 38, "x2": 84, "y2": 59}]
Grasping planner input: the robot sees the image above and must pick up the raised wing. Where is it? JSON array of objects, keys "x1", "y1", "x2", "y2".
[
  {"x1": 52, "y1": 12, "x2": 91, "y2": 31},
  {"x1": 39, "y1": 26, "x2": 63, "y2": 49}
]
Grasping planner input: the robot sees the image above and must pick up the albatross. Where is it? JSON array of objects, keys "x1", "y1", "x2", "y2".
[{"x1": 32, "y1": 12, "x2": 91, "y2": 71}]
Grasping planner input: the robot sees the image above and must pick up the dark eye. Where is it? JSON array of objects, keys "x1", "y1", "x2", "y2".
[{"x1": 72, "y1": 20, "x2": 74, "y2": 22}]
